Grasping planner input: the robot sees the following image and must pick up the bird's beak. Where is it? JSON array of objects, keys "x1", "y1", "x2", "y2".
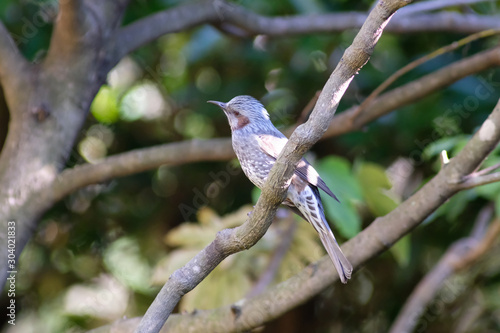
[{"x1": 207, "y1": 100, "x2": 227, "y2": 110}]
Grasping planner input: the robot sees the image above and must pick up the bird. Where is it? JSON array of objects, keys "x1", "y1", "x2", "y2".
[{"x1": 208, "y1": 95, "x2": 353, "y2": 284}]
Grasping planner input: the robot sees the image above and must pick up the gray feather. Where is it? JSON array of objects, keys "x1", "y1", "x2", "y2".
[
  {"x1": 257, "y1": 134, "x2": 340, "y2": 202},
  {"x1": 292, "y1": 186, "x2": 352, "y2": 283}
]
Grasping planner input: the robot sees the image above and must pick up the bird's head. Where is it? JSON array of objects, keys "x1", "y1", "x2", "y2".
[{"x1": 208, "y1": 95, "x2": 270, "y2": 131}]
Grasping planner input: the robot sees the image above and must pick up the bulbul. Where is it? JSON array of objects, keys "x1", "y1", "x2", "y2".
[{"x1": 208, "y1": 95, "x2": 352, "y2": 284}]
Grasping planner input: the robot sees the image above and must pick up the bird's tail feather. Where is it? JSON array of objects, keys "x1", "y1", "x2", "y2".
[
  {"x1": 296, "y1": 186, "x2": 353, "y2": 283},
  {"x1": 317, "y1": 229, "x2": 352, "y2": 284}
]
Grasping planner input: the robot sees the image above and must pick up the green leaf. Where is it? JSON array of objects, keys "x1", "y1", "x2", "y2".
[
  {"x1": 164, "y1": 223, "x2": 215, "y2": 248},
  {"x1": 90, "y1": 86, "x2": 120, "y2": 124},
  {"x1": 316, "y1": 156, "x2": 363, "y2": 200},
  {"x1": 103, "y1": 237, "x2": 154, "y2": 295},
  {"x1": 494, "y1": 194, "x2": 500, "y2": 217},
  {"x1": 316, "y1": 156, "x2": 362, "y2": 238},
  {"x1": 422, "y1": 135, "x2": 469, "y2": 160},
  {"x1": 356, "y1": 162, "x2": 399, "y2": 217},
  {"x1": 483, "y1": 283, "x2": 500, "y2": 310},
  {"x1": 251, "y1": 186, "x2": 261, "y2": 205}
]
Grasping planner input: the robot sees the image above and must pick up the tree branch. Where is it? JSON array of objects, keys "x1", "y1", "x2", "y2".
[
  {"x1": 114, "y1": 1, "x2": 218, "y2": 62},
  {"x1": 468, "y1": 161, "x2": 500, "y2": 177},
  {"x1": 92, "y1": 97, "x2": 500, "y2": 333},
  {"x1": 115, "y1": 0, "x2": 500, "y2": 61},
  {"x1": 324, "y1": 45, "x2": 500, "y2": 138},
  {"x1": 46, "y1": 0, "x2": 123, "y2": 63},
  {"x1": 51, "y1": 139, "x2": 233, "y2": 203},
  {"x1": 398, "y1": 0, "x2": 495, "y2": 16},
  {"x1": 0, "y1": 22, "x2": 30, "y2": 109},
  {"x1": 387, "y1": 12, "x2": 500, "y2": 33},
  {"x1": 246, "y1": 211, "x2": 297, "y2": 299},
  {"x1": 457, "y1": 171, "x2": 500, "y2": 190},
  {"x1": 350, "y1": 30, "x2": 500, "y2": 121},
  {"x1": 59, "y1": 0, "x2": 86, "y2": 35},
  {"x1": 133, "y1": 1, "x2": 412, "y2": 332},
  {"x1": 388, "y1": 206, "x2": 500, "y2": 333},
  {"x1": 47, "y1": 0, "x2": 88, "y2": 57}
]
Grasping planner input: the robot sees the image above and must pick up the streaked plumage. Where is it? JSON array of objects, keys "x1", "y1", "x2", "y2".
[{"x1": 208, "y1": 95, "x2": 353, "y2": 283}]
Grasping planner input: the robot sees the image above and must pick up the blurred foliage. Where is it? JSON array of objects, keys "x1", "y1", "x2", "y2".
[
  {"x1": 152, "y1": 206, "x2": 323, "y2": 311},
  {"x1": 316, "y1": 156, "x2": 363, "y2": 238},
  {"x1": 2, "y1": 0, "x2": 500, "y2": 332}
]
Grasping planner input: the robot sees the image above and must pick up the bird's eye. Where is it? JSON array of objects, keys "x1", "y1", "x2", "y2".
[{"x1": 233, "y1": 111, "x2": 241, "y2": 116}]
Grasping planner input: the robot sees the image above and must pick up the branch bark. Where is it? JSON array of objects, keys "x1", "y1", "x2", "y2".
[
  {"x1": 92, "y1": 97, "x2": 500, "y2": 333},
  {"x1": 115, "y1": 0, "x2": 500, "y2": 60},
  {"x1": 387, "y1": 12, "x2": 500, "y2": 33},
  {"x1": 458, "y1": 171, "x2": 500, "y2": 190},
  {"x1": 133, "y1": 1, "x2": 412, "y2": 332},
  {"x1": 47, "y1": 0, "x2": 92, "y2": 59},
  {"x1": 398, "y1": 0, "x2": 495, "y2": 16},
  {"x1": 350, "y1": 30, "x2": 500, "y2": 120},
  {"x1": 388, "y1": 207, "x2": 500, "y2": 333},
  {"x1": 247, "y1": 212, "x2": 297, "y2": 298},
  {"x1": 0, "y1": 22, "x2": 30, "y2": 114},
  {"x1": 324, "y1": 45, "x2": 500, "y2": 137},
  {"x1": 51, "y1": 139, "x2": 234, "y2": 203}
]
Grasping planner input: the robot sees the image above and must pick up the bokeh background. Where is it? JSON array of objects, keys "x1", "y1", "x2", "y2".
[{"x1": 1, "y1": 0, "x2": 500, "y2": 332}]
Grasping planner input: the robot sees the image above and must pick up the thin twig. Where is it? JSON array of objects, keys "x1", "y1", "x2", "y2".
[
  {"x1": 115, "y1": 0, "x2": 500, "y2": 61},
  {"x1": 466, "y1": 161, "x2": 500, "y2": 178},
  {"x1": 454, "y1": 220, "x2": 500, "y2": 270},
  {"x1": 457, "y1": 171, "x2": 500, "y2": 190},
  {"x1": 325, "y1": 45, "x2": 500, "y2": 137},
  {"x1": 388, "y1": 205, "x2": 496, "y2": 333},
  {"x1": 349, "y1": 29, "x2": 500, "y2": 126},
  {"x1": 246, "y1": 212, "x2": 297, "y2": 298}
]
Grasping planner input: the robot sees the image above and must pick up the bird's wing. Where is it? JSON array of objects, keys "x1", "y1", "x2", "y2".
[
  {"x1": 257, "y1": 134, "x2": 340, "y2": 202},
  {"x1": 295, "y1": 159, "x2": 340, "y2": 202}
]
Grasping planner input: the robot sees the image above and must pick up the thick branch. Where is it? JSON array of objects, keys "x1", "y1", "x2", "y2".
[
  {"x1": 92, "y1": 97, "x2": 500, "y2": 333},
  {"x1": 48, "y1": 0, "x2": 88, "y2": 57},
  {"x1": 133, "y1": 1, "x2": 411, "y2": 332},
  {"x1": 0, "y1": 22, "x2": 30, "y2": 112},
  {"x1": 51, "y1": 139, "x2": 233, "y2": 203},
  {"x1": 114, "y1": 1, "x2": 218, "y2": 61},
  {"x1": 46, "y1": 0, "x2": 124, "y2": 64},
  {"x1": 59, "y1": 0, "x2": 86, "y2": 35},
  {"x1": 115, "y1": 0, "x2": 500, "y2": 60}
]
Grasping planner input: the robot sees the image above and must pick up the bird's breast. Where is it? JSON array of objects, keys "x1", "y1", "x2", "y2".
[{"x1": 231, "y1": 135, "x2": 274, "y2": 189}]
